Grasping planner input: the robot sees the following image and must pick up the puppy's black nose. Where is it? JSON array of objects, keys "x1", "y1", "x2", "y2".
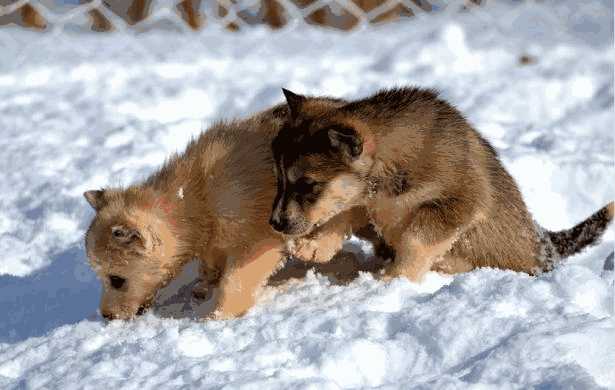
[
  {"x1": 270, "y1": 214, "x2": 289, "y2": 232},
  {"x1": 101, "y1": 311, "x2": 114, "y2": 320}
]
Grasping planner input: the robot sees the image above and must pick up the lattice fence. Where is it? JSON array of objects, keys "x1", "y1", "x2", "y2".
[
  {"x1": 0, "y1": 0, "x2": 611, "y2": 71},
  {"x1": 0, "y1": 0, "x2": 488, "y2": 32}
]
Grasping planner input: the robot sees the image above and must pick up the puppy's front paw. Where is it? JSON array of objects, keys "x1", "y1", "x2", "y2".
[
  {"x1": 377, "y1": 269, "x2": 395, "y2": 282},
  {"x1": 207, "y1": 309, "x2": 242, "y2": 321},
  {"x1": 288, "y1": 236, "x2": 342, "y2": 263}
]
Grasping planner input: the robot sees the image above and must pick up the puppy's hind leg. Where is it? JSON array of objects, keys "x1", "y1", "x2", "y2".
[
  {"x1": 386, "y1": 197, "x2": 479, "y2": 282},
  {"x1": 430, "y1": 254, "x2": 474, "y2": 274}
]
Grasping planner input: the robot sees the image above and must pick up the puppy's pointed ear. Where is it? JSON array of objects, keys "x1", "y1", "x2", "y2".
[
  {"x1": 282, "y1": 88, "x2": 306, "y2": 119},
  {"x1": 328, "y1": 126, "x2": 363, "y2": 161},
  {"x1": 84, "y1": 190, "x2": 107, "y2": 211}
]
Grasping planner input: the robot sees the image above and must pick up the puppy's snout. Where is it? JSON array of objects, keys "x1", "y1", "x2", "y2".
[
  {"x1": 101, "y1": 311, "x2": 114, "y2": 320},
  {"x1": 270, "y1": 213, "x2": 290, "y2": 233}
]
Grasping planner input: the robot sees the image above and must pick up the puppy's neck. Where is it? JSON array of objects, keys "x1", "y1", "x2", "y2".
[
  {"x1": 362, "y1": 132, "x2": 377, "y2": 158},
  {"x1": 135, "y1": 186, "x2": 197, "y2": 264}
]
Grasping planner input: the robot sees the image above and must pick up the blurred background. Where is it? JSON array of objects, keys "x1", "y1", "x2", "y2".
[
  {"x1": 1, "y1": 0, "x2": 484, "y2": 32},
  {"x1": 1, "y1": 0, "x2": 611, "y2": 74}
]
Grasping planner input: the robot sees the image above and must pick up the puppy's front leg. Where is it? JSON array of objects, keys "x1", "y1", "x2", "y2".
[
  {"x1": 386, "y1": 197, "x2": 478, "y2": 282},
  {"x1": 192, "y1": 250, "x2": 226, "y2": 300},
  {"x1": 192, "y1": 262, "x2": 223, "y2": 300},
  {"x1": 212, "y1": 240, "x2": 284, "y2": 319}
]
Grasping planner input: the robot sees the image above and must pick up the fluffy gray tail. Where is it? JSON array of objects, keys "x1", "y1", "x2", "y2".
[{"x1": 539, "y1": 202, "x2": 614, "y2": 272}]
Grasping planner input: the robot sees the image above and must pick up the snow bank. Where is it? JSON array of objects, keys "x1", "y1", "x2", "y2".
[
  {"x1": 1, "y1": 269, "x2": 613, "y2": 388},
  {"x1": 0, "y1": 0, "x2": 613, "y2": 388}
]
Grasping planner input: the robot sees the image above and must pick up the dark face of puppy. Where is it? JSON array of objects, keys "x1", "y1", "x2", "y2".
[
  {"x1": 84, "y1": 190, "x2": 179, "y2": 320},
  {"x1": 269, "y1": 89, "x2": 367, "y2": 236}
]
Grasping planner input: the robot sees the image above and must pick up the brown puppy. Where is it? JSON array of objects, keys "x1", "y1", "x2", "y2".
[
  {"x1": 270, "y1": 87, "x2": 614, "y2": 281},
  {"x1": 84, "y1": 104, "x2": 372, "y2": 321}
]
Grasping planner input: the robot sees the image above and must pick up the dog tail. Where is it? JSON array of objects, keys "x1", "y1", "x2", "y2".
[{"x1": 537, "y1": 201, "x2": 614, "y2": 272}]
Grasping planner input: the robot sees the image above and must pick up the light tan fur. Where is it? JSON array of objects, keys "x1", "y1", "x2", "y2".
[{"x1": 85, "y1": 105, "x2": 372, "y2": 320}]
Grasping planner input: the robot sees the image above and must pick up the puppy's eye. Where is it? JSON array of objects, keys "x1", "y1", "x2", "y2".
[
  {"x1": 295, "y1": 177, "x2": 316, "y2": 191},
  {"x1": 111, "y1": 226, "x2": 130, "y2": 238},
  {"x1": 109, "y1": 275, "x2": 126, "y2": 289},
  {"x1": 111, "y1": 226, "x2": 140, "y2": 243},
  {"x1": 298, "y1": 177, "x2": 315, "y2": 186},
  {"x1": 295, "y1": 178, "x2": 323, "y2": 203}
]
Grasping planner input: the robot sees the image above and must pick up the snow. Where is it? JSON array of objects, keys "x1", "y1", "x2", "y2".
[{"x1": 0, "y1": 0, "x2": 614, "y2": 388}]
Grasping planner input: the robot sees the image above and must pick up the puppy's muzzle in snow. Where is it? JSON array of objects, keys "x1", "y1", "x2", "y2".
[
  {"x1": 270, "y1": 213, "x2": 313, "y2": 236},
  {"x1": 102, "y1": 307, "x2": 147, "y2": 321}
]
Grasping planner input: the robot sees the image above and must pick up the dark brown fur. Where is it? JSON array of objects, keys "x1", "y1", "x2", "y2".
[{"x1": 270, "y1": 87, "x2": 614, "y2": 281}]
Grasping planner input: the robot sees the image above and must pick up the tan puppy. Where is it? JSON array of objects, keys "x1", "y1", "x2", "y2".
[
  {"x1": 270, "y1": 87, "x2": 614, "y2": 281},
  {"x1": 84, "y1": 105, "x2": 372, "y2": 321}
]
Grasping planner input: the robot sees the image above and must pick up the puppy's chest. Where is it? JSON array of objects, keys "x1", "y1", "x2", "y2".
[
  {"x1": 367, "y1": 164, "x2": 413, "y2": 198},
  {"x1": 366, "y1": 195, "x2": 412, "y2": 237},
  {"x1": 365, "y1": 173, "x2": 439, "y2": 239},
  {"x1": 364, "y1": 166, "x2": 416, "y2": 226}
]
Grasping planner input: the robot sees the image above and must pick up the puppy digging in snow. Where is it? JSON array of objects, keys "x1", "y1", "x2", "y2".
[
  {"x1": 84, "y1": 106, "x2": 379, "y2": 321},
  {"x1": 270, "y1": 87, "x2": 614, "y2": 282}
]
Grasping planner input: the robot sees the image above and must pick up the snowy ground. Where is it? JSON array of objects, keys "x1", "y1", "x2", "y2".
[{"x1": 1, "y1": 1, "x2": 614, "y2": 388}]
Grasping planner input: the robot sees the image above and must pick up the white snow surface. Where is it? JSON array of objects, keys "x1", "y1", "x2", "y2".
[{"x1": 1, "y1": 1, "x2": 614, "y2": 389}]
